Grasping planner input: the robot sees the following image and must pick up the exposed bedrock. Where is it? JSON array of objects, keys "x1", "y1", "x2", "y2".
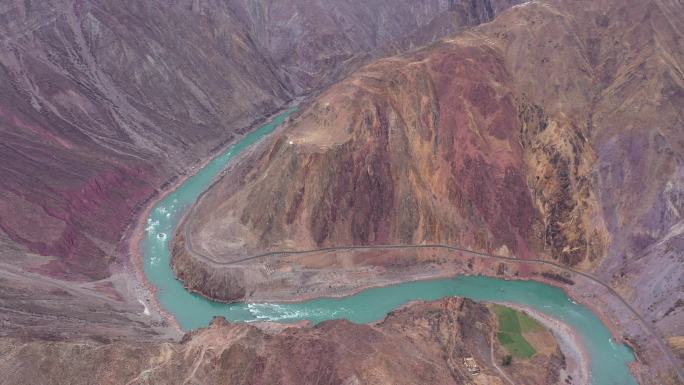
[
  {"x1": 172, "y1": 233, "x2": 246, "y2": 303},
  {"x1": 178, "y1": 0, "x2": 684, "y2": 353}
]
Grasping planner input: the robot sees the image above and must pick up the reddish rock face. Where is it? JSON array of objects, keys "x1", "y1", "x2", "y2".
[
  {"x1": 185, "y1": 39, "x2": 543, "y2": 261},
  {"x1": 179, "y1": 0, "x2": 684, "y2": 343},
  {"x1": 0, "y1": 0, "x2": 518, "y2": 282},
  {"x1": 0, "y1": 156, "x2": 155, "y2": 280},
  {"x1": 0, "y1": 0, "x2": 525, "y2": 342}
]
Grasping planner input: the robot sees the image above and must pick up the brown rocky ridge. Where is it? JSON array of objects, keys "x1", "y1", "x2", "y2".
[{"x1": 174, "y1": 0, "x2": 684, "y2": 381}]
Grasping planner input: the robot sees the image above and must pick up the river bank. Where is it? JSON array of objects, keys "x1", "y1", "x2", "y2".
[
  {"x1": 128, "y1": 104, "x2": 651, "y2": 384},
  {"x1": 170, "y1": 241, "x2": 662, "y2": 383},
  {"x1": 500, "y1": 302, "x2": 590, "y2": 385},
  {"x1": 172, "y1": 241, "x2": 631, "y2": 342},
  {"x1": 125, "y1": 103, "x2": 300, "y2": 338}
]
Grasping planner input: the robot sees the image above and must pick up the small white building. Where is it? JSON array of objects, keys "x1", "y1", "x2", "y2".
[{"x1": 463, "y1": 357, "x2": 480, "y2": 375}]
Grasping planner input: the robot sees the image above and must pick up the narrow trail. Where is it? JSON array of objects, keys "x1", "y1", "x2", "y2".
[
  {"x1": 490, "y1": 331, "x2": 515, "y2": 385},
  {"x1": 183, "y1": 346, "x2": 207, "y2": 385}
]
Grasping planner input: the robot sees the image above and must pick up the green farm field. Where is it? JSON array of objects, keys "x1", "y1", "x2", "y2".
[{"x1": 493, "y1": 305, "x2": 543, "y2": 358}]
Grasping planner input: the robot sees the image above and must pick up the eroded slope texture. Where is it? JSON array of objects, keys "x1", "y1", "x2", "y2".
[
  {"x1": 0, "y1": 0, "x2": 517, "y2": 338},
  {"x1": 185, "y1": 0, "x2": 684, "y2": 342},
  {"x1": 0, "y1": 298, "x2": 564, "y2": 385}
]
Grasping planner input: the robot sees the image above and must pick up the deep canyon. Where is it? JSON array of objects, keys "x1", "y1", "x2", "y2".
[
  {"x1": 0, "y1": 0, "x2": 683, "y2": 384},
  {"x1": 0, "y1": 0, "x2": 516, "y2": 339}
]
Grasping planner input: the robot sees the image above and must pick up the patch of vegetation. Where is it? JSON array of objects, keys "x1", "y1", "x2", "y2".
[
  {"x1": 493, "y1": 305, "x2": 541, "y2": 358},
  {"x1": 495, "y1": 306, "x2": 521, "y2": 333},
  {"x1": 502, "y1": 354, "x2": 512, "y2": 366},
  {"x1": 517, "y1": 311, "x2": 544, "y2": 333},
  {"x1": 496, "y1": 331, "x2": 536, "y2": 358}
]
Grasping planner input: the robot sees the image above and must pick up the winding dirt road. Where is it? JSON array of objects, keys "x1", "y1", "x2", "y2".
[{"x1": 489, "y1": 330, "x2": 515, "y2": 385}]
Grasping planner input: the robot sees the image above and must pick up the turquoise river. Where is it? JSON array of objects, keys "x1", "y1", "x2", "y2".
[{"x1": 142, "y1": 109, "x2": 637, "y2": 385}]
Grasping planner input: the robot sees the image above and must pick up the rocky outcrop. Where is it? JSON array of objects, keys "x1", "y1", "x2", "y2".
[
  {"x1": 517, "y1": 98, "x2": 606, "y2": 267},
  {"x1": 0, "y1": 298, "x2": 565, "y2": 385},
  {"x1": 171, "y1": 233, "x2": 246, "y2": 303}
]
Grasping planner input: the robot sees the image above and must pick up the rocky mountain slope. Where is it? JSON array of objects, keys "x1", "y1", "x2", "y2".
[
  {"x1": 1, "y1": 298, "x2": 566, "y2": 385},
  {"x1": 0, "y1": 0, "x2": 518, "y2": 339},
  {"x1": 179, "y1": 0, "x2": 684, "y2": 354}
]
